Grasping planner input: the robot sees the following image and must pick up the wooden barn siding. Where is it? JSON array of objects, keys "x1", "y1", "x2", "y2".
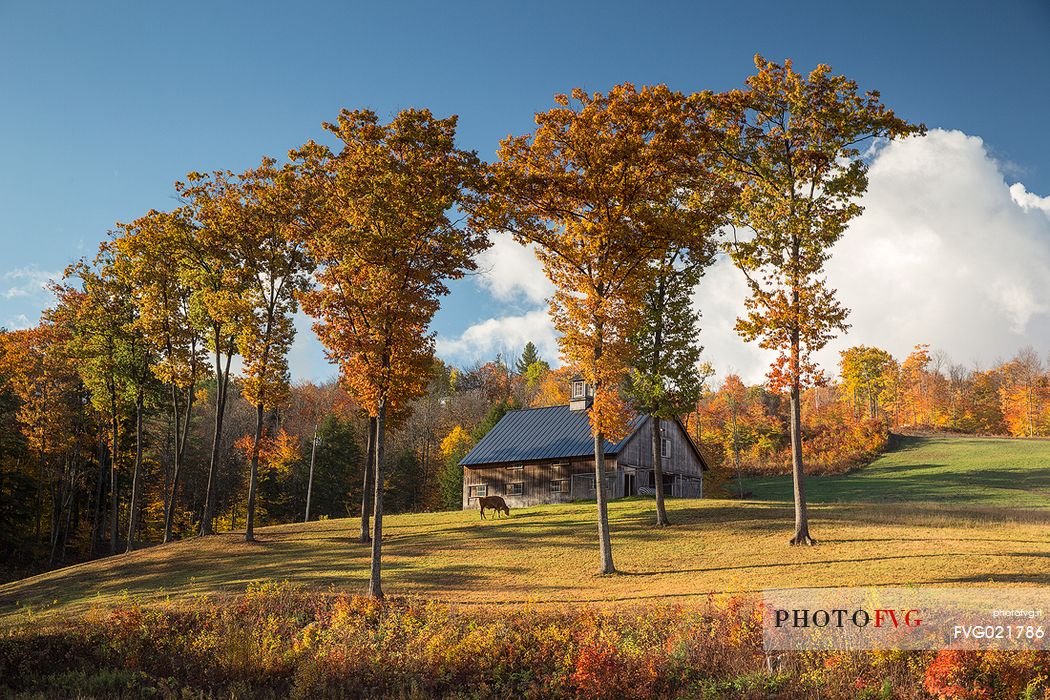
[
  {"x1": 462, "y1": 459, "x2": 622, "y2": 509},
  {"x1": 617, "y1": 417, "x2": 704, "y2": 498},
  {"x1": 617, "y1": 417, "x2": 704, "y2": 476}
]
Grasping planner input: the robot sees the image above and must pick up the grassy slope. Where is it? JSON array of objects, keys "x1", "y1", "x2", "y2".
[
  {"x1": 745, "y1": 434, "x2": 1050, "y2": 508},
  {"x1": 1, "y1": 435, "x2": 1048, "y2": 624}
]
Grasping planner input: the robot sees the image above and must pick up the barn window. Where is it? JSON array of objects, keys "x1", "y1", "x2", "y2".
[
  {"x1": 550, "y1": 480, "x2": 568, "y2": 493},
  {"x1": 506, "y1": 464, "x2": 524, "y2": 471},
  {"x1": 468, "y1": 485, "x2": 488, "y2": 498},
  {"x1": 661, "y1": 437, "x2": 672, "y2": 459},
  {"x1": 506, "y1": 482, "x2": 523, "y2": 496},
  {"x1": 571, "y1": 380, "x2": 585, "y2": 399}
]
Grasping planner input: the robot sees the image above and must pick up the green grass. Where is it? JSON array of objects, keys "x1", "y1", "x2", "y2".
[
  {"x1": 745, "y1": 434, "x2": 1050, "y2": 508},
  {"x1": 1, "y1": 434, "x2": 1048, "y2": 625}
]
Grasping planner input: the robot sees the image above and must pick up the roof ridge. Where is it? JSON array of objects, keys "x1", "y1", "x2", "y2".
[{"x1": 504, "y1": 404, "x2": 568, "y2": 413}]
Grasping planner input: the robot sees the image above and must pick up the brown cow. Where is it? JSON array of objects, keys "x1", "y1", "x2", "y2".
[{"x1": 478, "y1": 495, "x2": 510, "y2": 519}]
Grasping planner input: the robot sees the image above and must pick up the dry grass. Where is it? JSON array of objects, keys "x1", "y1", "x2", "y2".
[
  {"x1": 2, "y1": 434, "x2": 1047, "y2": 626},
  {"x1": 2, "y1": 496, "x2": 1047, "y2": 626}
]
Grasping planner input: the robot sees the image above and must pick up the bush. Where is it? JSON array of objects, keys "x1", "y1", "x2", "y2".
[{"x1": 1, "y1": 583, "x2": 1048, "y2": 699}]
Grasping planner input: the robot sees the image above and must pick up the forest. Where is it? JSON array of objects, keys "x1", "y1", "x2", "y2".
[{"x1": 1, "y1": 56, "x2": 1047, "y2": 587}]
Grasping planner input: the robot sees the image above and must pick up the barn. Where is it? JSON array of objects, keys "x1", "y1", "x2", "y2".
[{"x1": 460, "y1": 377, "x2": 708, "y2": 509}]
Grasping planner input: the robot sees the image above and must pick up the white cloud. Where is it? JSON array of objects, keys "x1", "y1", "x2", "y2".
[
  {"x1": 1010, "y1": 182, "x2": 1050, "y2": 216},
  {"x1": 690, "y1": 257, "x2": 772, "y2": 382},
  {"x1": 2, "y1": 266, "x2": 59, "y2": 301},
  {"x1": 696, "y1": 129, "x2": 1050, "y2": 383},
  {"x1": 473, "y1": 231, "x2": 554, "y2": 304},
  {"x1": 435, "y1": 129, "x2": 1050, "y2": 382},
  {"x1": 436, "y1": 309, "x2": 559, "y2": 366}
]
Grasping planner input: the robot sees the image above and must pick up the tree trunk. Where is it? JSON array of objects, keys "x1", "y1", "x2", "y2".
[
  {"x1": 788, "y1": 364, "x2": 815, "y2": 546},
  {"x1": 126, "y1": 391, "x2": 145, "y2": 553},
  {"x1": 33, "y1": 450, "x2": 44, "y2": 544},
  {"x1": 368, "y1": 404, "x2": 386, "y2": 598},
  {"x1": 110, "y1": 413, "x2": 119, "y2": 554},
  {"x1": 305, "y1": 423, "x2": 317, "y2": 523},
  {"x1": 163, "y1": 383, "x2": 190, "y2": 543},
  {"x1": 360, "y1": 416, "x2": 376, "y2": 543},
  {"x1": 90, "y1": 433, "x2": 105, "y2": 555},
  {"x1": 649, "y1": 272, "x2": 670, "y2": 526},
  {"x1": 48, "y1": 461, "x2": 65, "y2": 565},
  {"x1": 650, "y1": 417, "x2": 670, "y2": 525},
  {"x1": 245, "y1": 402, "x2": 264, "y2": 542},
  {"x1": 60, "y1": 463, "x2": 75, "y2": 562},
  {"x1": 593, "y1": 432, "x2": 616, "y2": 574},
  {"x1": 165, "y1": 349, "x2": 198, "y2": 543},
  {"x1": 201, "y1": 336, "x2": 232, "y2": 536}
]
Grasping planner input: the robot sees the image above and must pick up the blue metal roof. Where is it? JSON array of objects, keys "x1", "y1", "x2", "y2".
[{"x1": 459, "y1": 405, "x2": 645, "y2": 467}]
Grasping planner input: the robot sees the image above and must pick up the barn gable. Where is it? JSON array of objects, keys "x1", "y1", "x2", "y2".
[{"x1": 614, "y1": 417, "x2": 708, "y2": 475}]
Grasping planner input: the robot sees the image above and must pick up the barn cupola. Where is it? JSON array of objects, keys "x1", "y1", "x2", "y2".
[{"x1": 568, "y1": 375, "x2": 593, "y2": 411}]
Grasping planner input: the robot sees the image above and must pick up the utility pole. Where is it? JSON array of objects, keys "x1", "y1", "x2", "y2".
[{"x1": 305, "y1": 424, "x2": 319, "y2": 523}]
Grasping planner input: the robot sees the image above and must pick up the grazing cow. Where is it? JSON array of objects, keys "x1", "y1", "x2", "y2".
[{"x1": 478, "y1": 495, "x2": 510, "y2": 519}]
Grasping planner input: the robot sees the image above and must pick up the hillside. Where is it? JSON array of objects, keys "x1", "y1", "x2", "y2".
[
  {"x1": 745, "y1": 433, "x2": 1050, "y2": 507},
  {"x1": 2, "y1": 435, "x2": 1048, "y2": 624}
]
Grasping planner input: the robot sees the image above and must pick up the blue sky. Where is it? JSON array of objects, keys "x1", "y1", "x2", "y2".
[{"x1": 2, "y1": 1, "x2": 1049, "y2": 383}]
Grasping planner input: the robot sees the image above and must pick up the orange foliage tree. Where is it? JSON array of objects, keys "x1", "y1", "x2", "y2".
[
  {"x1": 483, "y1": 84, "x2": 709, "y2": 573},
  {"x1": 294, "y1": 108, "x2": 487, "y2": 597},
  {"x1": 0, "y1": 320, "x2": 85, "y2": 560},
  {"x1": 708, "y1": 57, "x2": 923, "y2": 545},
  {"x1": 999, "y1": 348, "x2": 1049, "y2": 437}
]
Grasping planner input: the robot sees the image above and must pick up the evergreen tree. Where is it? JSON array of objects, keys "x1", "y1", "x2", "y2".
[
  {"x1": 627, "y1": 251, "x2": 710, "y2": 525},
  {"x1": 515, "y1": 342, "x2": 541, "y2": 375}
]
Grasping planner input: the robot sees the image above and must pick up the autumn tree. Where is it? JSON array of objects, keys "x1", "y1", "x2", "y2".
[
  {"x1": 839, "y1": 345, "x2": 897, "y2": 420},
  {"x1": 221, "y1": 160, "x2": 312, "y2": 542},
  {"x1": 175, "y1": 172, "x2": 249, "y2": 536},
  {"x1": 484, "y1": 84, "x2": 714, "y2": 572},
  {"x1": 0, "y1": 319, "x2": 86, "y2": 561},
  {"x1": 960, "y1": 369, "x2": 1007, "y2": 434},
  {"x1": 58, "y1": 251, "x2": 155, "y2": 553},
  {"x1": 999, "y1": 347, "x2": 1049, "y2": 437},
  {"x1": 719, "y1": 374, "x2": 749, "y2": 497},
  {"x1": 294, "y1": 108, "x2": 487, "y2": 597},
  {"x1": 530, "y1": 365, "x2": 573, "y2": 407},
  {"x1": 708, "y1": 57, "x2": 923, "y2": 545},
  {"x1": 899, "y1": 344, "x2": 933, "y2": 427},
  {"x1": 111, "y1": 210, "x2": 205, "y2": 543},
  {"x1": 437, "y1": 424, "x2": 474, "y2": 510},
  {"x1": 105, "y1": 242, "x2": 162, "y2": 552}
]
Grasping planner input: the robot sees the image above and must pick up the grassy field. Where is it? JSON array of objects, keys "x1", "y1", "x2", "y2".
[
  {"x1": 1, "y1": 434, "x2": 1048, "y2": 625},
  {"x1": 745, "y1": 433, "x2": 1050, "y2": 508}
]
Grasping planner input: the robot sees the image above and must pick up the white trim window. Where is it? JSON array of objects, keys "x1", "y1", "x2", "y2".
[
  {"x1": 506, "y1": 482, "x2": 524, "y2": 496},
  {"x1": 661, "y1": 437, "x2": 672, "y2": 459},
  {"x1": 550, "y1": 479, "x2": 568, "y2": 493},
  {"x1": 468, "y1": 484, "x2": 488, "y2": 498},
  {"x1": 571, "y1": 380, "x2": 585, "y2": 399}
]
